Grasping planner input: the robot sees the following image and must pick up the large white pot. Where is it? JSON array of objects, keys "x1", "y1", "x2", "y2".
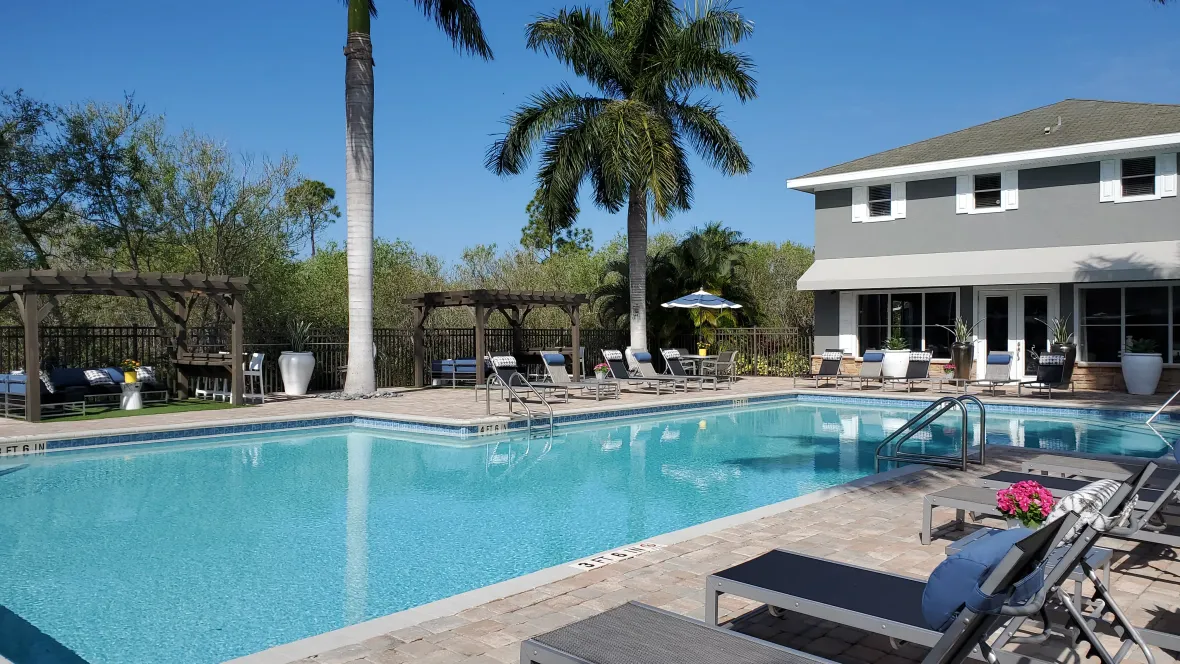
[
  {"x1": 1121, "y1": 352, "x2": 1163, "y2": 395},
  {"x1": 882, "y1": 349, "x2": 910, "y2": 379},
  {"x1": 278, "y1": 351, "x2": 316, "y2": 396}
]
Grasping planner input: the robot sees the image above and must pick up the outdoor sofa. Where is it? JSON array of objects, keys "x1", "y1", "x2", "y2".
[
  {"x1": 430, "y1": 358, "x2": 492, "y2": 387},
  {"x1": 0, "y1": 366, "x2": 168, "y2": 419}
]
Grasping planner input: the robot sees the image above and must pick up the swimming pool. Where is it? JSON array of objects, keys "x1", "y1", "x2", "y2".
[{"x1": 0, "y1": 400, "x2": 1171, "y2": 663}]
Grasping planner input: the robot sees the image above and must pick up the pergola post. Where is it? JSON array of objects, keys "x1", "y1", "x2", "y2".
[
  {"x1": 568, "y1": 305, "x2": 582, "y2": 379},
  {"x1": 412, "y1": 305, "x2": 428, "y2": 388},
  {"x1": 230, "y1": 295, "x2": 244, "y2": 406},
  {"x1": 474, "y1": 303, "x2": 487, "y2": 386},
  {"x1": 20, "y1": 293, "x2": 40, "y2": 422}
]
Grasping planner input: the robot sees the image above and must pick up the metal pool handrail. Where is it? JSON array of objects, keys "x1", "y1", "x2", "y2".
[
  {"x1": 1145, "y1": 388, "x2": 1180, "y2": 450},
  {"x1": 874, "y1": 395, "x2": 986, "y2": 472},
  {"x1": 484, "y1": 371, "x2": 554, "y2": 435}
]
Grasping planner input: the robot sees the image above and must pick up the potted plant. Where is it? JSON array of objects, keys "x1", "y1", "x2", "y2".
[
  {"x1": 278, "y1": 319, "x2": 316, "y2": 396},
  {"x1": 881, "y1": 326, "x2": 910, "y2": 379},
  {"x1": 1122, "y1": 337, "x2": 1163, "y2": 395},
  {"x1": 119, "y1": 359, "x2": 141, "y2": 384},
  {"x1": 938, "y1": 318, "x2": 980, "y2": 380},
  {"x1": 996, "y1": 480, "x2": 1055, "y2": 528},
  {"x1": 1038, "y1": 315, "x2": 1077, "y2": 386},
  {"x1": 942, "y1": 363, "x2": 956, "y2": 377},
  {"x1": 593, "y1": 362, "x2": 610, "y2": 380},
  {"x1": 696, "y1": 341, "x2": 709, "y2": 357}
]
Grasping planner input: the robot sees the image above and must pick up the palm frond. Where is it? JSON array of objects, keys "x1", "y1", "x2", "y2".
[
  {"x1": 412, "y1": 0, "x2": 493, "y2": 59},
  {"x1": 677, "y1": 1, "x2": 754, "y2": 49},
  {"x1": 526, "y1": 8, "x2": 626, "y2": 96},
  {"x1": 485, "y1": 86, "x2": 608, "y2": 175},
  {"x1": 668, "y1": 100, "x2": 751, "y2": 175}
]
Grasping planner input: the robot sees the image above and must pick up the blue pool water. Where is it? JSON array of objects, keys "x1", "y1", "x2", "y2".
[{"x1": 0, "y1": 401, "x2": 1171, "y2": 663}]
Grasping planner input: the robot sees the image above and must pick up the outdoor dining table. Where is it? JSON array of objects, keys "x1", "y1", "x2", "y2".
[{"x1": 679, "y1": 354, "x2": 717, "y2": 375}]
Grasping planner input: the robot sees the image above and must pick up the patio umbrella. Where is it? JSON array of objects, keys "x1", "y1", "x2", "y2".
[{"x1": 661, "y1": 289, "x2": 743, "y2": 310}]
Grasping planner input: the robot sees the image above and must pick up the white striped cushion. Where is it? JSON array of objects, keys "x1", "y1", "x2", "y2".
[{"x1": 1045, "y1": 479, "x2": 1134, "y2": 541}]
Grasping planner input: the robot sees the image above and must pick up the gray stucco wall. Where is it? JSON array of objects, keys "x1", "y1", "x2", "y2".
[
  {"x1": 813, "y1": 290, "x2": 840, "y2": 353},
  {"x1": 814, "y1": 161, "x2": 1180, "y2": 260}
]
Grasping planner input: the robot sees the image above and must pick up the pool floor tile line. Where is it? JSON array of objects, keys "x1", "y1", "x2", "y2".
[{"x1": 224, "y1": 464, "x2": 927, "y2": 664}]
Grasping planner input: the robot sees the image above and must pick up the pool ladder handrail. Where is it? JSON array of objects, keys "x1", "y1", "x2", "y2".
[
  {"x1": 1145, "y1": 389, "x2": 1180, "y2": 450},
  {"x1": 874, "y1": 395, "x2": 987, "y2": 472},
  {"x1": 484, "y1": 371, "x2": 554, "y2": 436}
]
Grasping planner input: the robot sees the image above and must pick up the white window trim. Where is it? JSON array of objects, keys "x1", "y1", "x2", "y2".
[
  {"x1": 1099, "y1": 152, "x2": 1178, "y2": 203},
  {"x1": 956, "y1": 170, "x2": 1018, "y2": 215},
  {"x1": 1074, "y1": 282, "x2": 1179, "y2": 366},
  {"x1": 851, "y1": 182, "x2": 906, "y2": 223},
  {"x1": 849, "y1": 288, "x2": 960, "y2": 359}
]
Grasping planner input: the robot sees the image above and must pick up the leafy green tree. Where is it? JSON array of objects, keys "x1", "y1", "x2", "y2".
[
  {"x1": 487, "y1": 0, "x2": 756, "y2": 351},
  {"x1": 742, "y1": 240, "x2": 815, "y2": 333},
  {"x1": 340, "y1": 0, "x2": 492, "y2": 395},
  {"x1": 520, "y1": 191, "x2": 592, "y2": 260},
  {"x1": 285, "y1": 178, "x2": 340, "y2": 256}
]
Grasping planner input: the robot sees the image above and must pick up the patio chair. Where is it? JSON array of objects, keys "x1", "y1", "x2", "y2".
[
  {"x1": 537, "y1": 352, "x2": 617, "y2": 401},
  {"x1": 661, "y1": 349, "x2": 721, "y2": 390},
  {"x1": 1021, "y1": 452, "x2": 1180, "y2": 489},
  {"x1": 485, "y1": 354, "x2": 568, "y2": 403},
  {"x1": 847, "y1": 350, "x2": 885, "y2": 390},
  {"x1": 602, "y1": 350, "x2": 674, "y2": 395},
  {"x1": 882, "y1": 351, "x2": 932, "y2": 392},
  {"x1": 1017, "y1": 351, "x2": 1071, "y2": 399},
  {"x1": 525, "y1": 511, "x2": 1148, "y2": 664},
  {"x1": 702, "y1": 350, "x2": 738, "y2": 386},
  {"x1": 630, "y1": 350, "x2": 690, "y2": 393},
  {"x1": 700, "y1": 479, "x2": 1155, "y2": 664},
  {"x1": 792, "y1": 350, "x2": 844, "y2": 388},
  {"x1": 244, "y1": 352, "x2": 264, "y2": 404},
  {"x1": 969, "y1": 351, "x2": 1019, "y2": 396}
]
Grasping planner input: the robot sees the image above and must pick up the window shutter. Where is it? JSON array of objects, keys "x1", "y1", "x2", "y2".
[
  {"x1": 955, "y1": 175, "x2": 971, "y2": 214},
  {"x1": 1159, "y1": 153, "x2": 1177, "y2": 198},
  {"x1": 1099, "y1": 159, "x2": 1117, "y2": 202},
  {"x1": 1000, "y1": 170, "x2": 1018, "y2": 210},
  {"x1": 838, "y1": 292, "x2": 857, "y2": 356},
  {"x1": 851, "y1": 186, "x2": 867, "y2": 222},
  {"x1": 891, "y1": 181, "x2": 906, "y2": 219}
]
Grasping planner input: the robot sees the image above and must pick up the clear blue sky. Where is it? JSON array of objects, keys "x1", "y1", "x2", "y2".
[{"x1": 4, "y1": 0, "x2": 1180, "y2": 261}]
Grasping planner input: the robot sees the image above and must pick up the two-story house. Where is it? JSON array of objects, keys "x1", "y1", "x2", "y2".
[{"x1": 789, "y1": 99, "x2": 1180, "y2": 390}]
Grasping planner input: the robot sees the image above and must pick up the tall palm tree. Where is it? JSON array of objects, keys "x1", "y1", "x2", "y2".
[
  {"x1": 486, "y1": 0, "x2": 755, "y2": 352},
  {"x1": 341, "y1": 0, "x2": 492, "y2": 395}
]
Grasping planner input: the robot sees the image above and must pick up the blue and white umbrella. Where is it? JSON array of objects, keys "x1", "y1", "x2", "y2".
[{"x1": 661, "y1": 289, "x2": 743, "y2": 309}]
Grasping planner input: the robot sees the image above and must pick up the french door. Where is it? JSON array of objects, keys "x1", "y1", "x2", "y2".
[{"x1": 975, "y1": 288, "x2": 1054, "y2": 378}]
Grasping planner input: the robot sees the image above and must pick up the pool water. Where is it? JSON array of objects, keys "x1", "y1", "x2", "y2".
[{"x1": 0, "y1": 401, "x2": 1170, "y2": 663}]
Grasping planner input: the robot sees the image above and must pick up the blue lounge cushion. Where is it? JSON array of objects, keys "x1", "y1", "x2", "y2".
[
  {"x1": 633, "y1": 351, "x2": 652, "y2": 363},
  {"x1": 921, "y1": 527, "x2": 1043, "y2": 631},
  {"x1": 49, "y1": 368, "x2": 89, "y2": 390},
  {"x1": 988, "y1": 353, "x2": 1012, "y2": 365},
  {"x1": 102, "y1": 367, "x2": 125, "y2": 384},
  {"x1": 862, "y1": 352, "x2": 885, "y2": 362},
  {"x1": 1174, "y1": 441, "x2": 1180, "y2": 464},
  {"x1": 542, "y1": 352, "x2": 567, "y2": 366}
]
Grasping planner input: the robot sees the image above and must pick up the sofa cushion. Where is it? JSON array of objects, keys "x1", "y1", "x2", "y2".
[
  {"x1": 84, "y1": 369, "x2": 115, "y2": 386},
  {"x1": 49, "y1": 368, "x2": 90, "y2": 389}
]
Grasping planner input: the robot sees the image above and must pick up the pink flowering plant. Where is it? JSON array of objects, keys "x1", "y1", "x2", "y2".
[{"x1": 996, "y1": 480, "x2": 1055, "y2": 527}]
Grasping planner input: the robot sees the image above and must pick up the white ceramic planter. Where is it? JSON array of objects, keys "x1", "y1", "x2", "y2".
[
  {"x1": 1121, "y1": 352, "x2": 1163, "y2": 395},
  {"x1": 882, "y1": 349, "x2": 910, "y2": 379},
  {"x1": 278, "y1": 351, "x2": 316, "y2": 396}
]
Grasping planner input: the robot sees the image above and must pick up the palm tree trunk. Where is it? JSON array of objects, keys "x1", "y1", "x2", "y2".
[
  {"x1": 343, "y1": 25, "x2": 376, "y2": 394},
  {"x1": 626, "y1": 186, "x2": 648, "y2": 350}
]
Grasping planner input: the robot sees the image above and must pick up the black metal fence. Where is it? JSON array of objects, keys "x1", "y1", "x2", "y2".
[{"x1": 0, "y1": 325, "x2": 809, "y2": 392}]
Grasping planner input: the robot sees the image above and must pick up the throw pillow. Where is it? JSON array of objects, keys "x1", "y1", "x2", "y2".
[
  {"x1": 137, "y1": 366, "x2": 157, "y2": 383},
  {"x1": 84, "y1": 369, "x2": 115, "y2": 386},
  {"x1": 39, "y1": 370, "x2": 55, "y2": 394}
]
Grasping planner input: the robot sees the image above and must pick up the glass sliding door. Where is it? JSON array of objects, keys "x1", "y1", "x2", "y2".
[
  {"x1": 985, "y1": 295, "x2": 1011, "y2": 356},
  {"x1": 1021, "y1": 295, "x2": 1048, "y2": 377}
]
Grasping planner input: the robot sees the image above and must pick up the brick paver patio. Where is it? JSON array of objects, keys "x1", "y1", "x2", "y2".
[{"x1": 286, "y1": 447, "x2": 1179, "y2": 664}]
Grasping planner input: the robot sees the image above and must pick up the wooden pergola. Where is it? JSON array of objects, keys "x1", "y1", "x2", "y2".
[
  {"x1": 0, "y1": 270, "x2": 250, "y2": 421},
  {"x1": 404, "y1": 289, "x2": 591, "y2": 387}
]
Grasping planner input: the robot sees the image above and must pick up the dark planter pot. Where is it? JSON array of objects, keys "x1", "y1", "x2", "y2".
[
  {"x1": 1052, "y1": 342, "x2": 1077, "y2": 385},
  {"x1": 951, "y1": 343, "x2": 974, "y2": 380}
]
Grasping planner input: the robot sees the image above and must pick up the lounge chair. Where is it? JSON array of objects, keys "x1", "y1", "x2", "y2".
[
  {"x1": 1021, "y1": 452, "x2": 1180, "y2": 489},
  {"x1": 1017, "y1": 351, "x2": 1071, "y2": 398},
  {"x1": 969, "y1": 351, "x2": 1018, "y2": 396},
  {"x1": 539, "y1": 352, "x2": 619, "y2": 401},
  {"x1": 602, "y1": 350, "x2": 674, "y2": 395},
  {"x1": 699, "y1": 479, "x2": 1154, "y2": 664},
  {"x1": 882, "y1": 351, "x2": 932, "y2": 392},
  {"x1": 485, "y1": 355, "x2": 568, "y2": 403},
  {"x1": 629, "y1": 350, "x2": 691, "y2": 392},
  {"x1": 659, "y1": 349, "x2": 719, "y2": 390},
  {"x1": 524, "y1": 512, "x2": 1145, "y2": 664},
  {"x1": 702, "y1": 350, "x2": 738, "y2": 386},
  {"x1": 846, "y1": 350, "x2": 884, "y2": 390},
  {"x1": 792, "y1": 350, "x2": 845, "y2": 388}
]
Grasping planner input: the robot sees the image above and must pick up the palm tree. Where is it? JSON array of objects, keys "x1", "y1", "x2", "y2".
[
  {"x1": 486, "y1": 0, "x2": 755, "y2": 352},
  {"x1": 341, "y1": 0, "x2": 492, "y2": 395}
]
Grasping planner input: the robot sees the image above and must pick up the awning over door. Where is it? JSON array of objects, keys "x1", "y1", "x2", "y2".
[{"x1": 797, "y1": 240, "x2": 1180, "y2": 291}]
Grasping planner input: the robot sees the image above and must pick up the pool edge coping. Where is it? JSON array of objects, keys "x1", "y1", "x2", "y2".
[{"x1": 223, "y1": 462, "x2": 926, "y2": 664}]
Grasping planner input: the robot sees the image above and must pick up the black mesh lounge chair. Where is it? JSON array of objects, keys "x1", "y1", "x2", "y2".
[
  {"x1": 1021, "y1": 453, "x2": 1180, "y2": 489},
  {"x1": 882, "y1": 351, "x2": 932, "y2": 392},
  {"x1": 792, "y1": 350, "x2": 845, "y2": 388},
  {"x1": 700, "y1": 480, "x2": 1155, "y2": 664},
  {"x1": 660, "y1": 349, "x2": 720, "y2": 390},
  {"x1": 522, "y1": 513, "x2": 1146, "y2": 664},
  {"x1": 485, "y1": 355, "x2": 568, "y2": 403},
  {"x1": 602, "y1": 350, "x2": 672, "y2": 395},
  {"x1": 970, "y1": 351, "x2": 1019, "y2": 395},
  {"x1": 1017, "y1": 351, "x2": 1071, "y2": 398},
  {"x1": 629, "y1": 350, "x2": 690, "y2": 392}
]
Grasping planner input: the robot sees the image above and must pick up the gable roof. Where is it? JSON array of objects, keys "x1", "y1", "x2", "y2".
[{"x1": 792, "y1": 99, "x2": 1180, "y2": 183}]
